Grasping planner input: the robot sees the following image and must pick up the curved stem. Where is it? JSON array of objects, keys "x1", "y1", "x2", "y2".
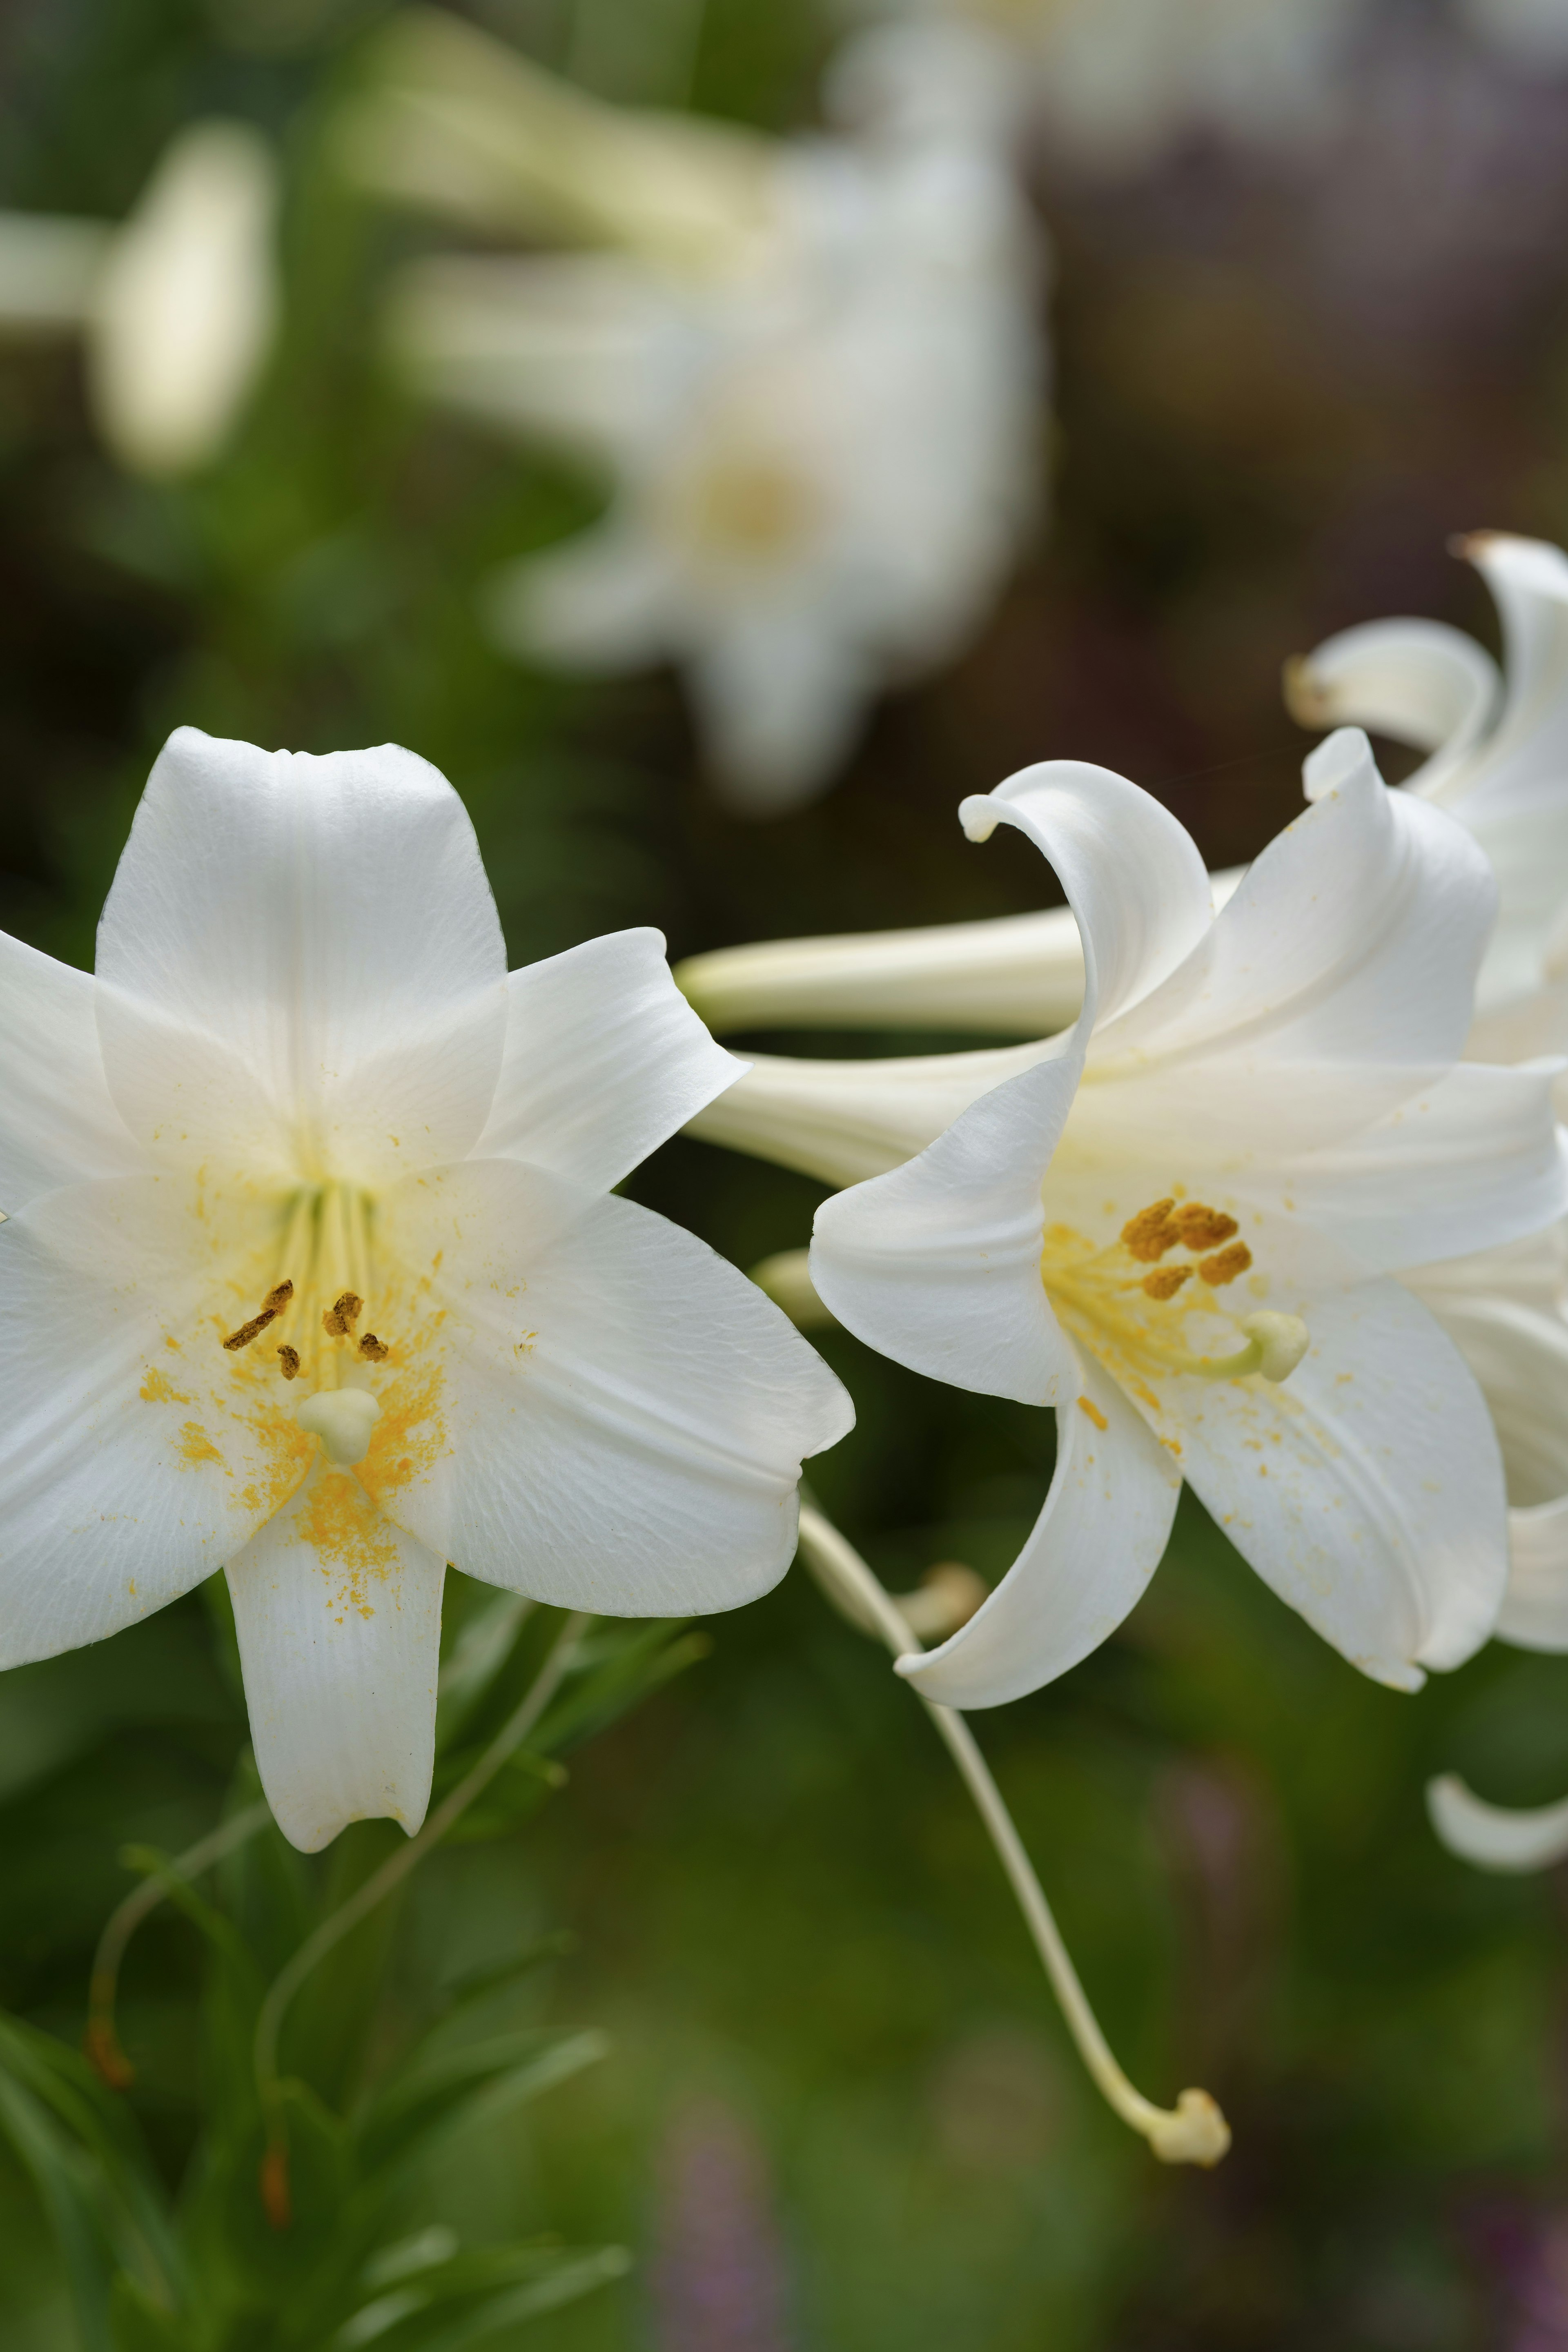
[
  {"x1": 86, "y1": 1800, "x2": 272, "y2": 2088},
  {"x1": 797, "y1": 1508, "x2": 1229, "y2": 2168},
  {"x1": 253, "y1": 1609, "x2": 592, "y2": 2220}
]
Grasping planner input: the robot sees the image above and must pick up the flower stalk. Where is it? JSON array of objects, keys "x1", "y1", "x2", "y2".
[{"x1": 796, "y1": 1507, "x2": 1230, "y2": 2168}]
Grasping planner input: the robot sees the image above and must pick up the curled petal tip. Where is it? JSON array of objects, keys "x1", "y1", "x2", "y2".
[
  {"x1": 1281, "y1": 652, "x2": 1329, "y2": 726},
  {"x1": 1146, "y1": 2087, "x2": 1231, "y2": 2168},
  {"x1": 958, "y1": 793, "x2": 1000, "y2": 843},
  {"x1": 1426, "y1": 1771, "x2": 1568, "y2": 1873}
]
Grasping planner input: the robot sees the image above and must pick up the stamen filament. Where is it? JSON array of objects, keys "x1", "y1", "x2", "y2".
[{"x1": 796, "y1": 1506, "x2": 1230, "y2": 2169}]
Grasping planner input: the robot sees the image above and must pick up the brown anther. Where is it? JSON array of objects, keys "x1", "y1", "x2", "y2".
[
  {"x1": 1199, "y1": 1243, "x2": 1253, "y2": 1287},
  {"x1": 1172, "y1": 1204, "x2": 1238, "y2": 1251},
  {"x1": 1121, "y1": 1199, "x2": 1180, "y2": 1263},
  {"x1": 223, "y1": 1308, "x2": 278, "y2": 1352},
  {"x1": 263, "y1": 1280, "x2": 294, "y2": 1314},
  {"x1": 277, "y1": 1345, "x2": 301, "y2": 1381},
  {"x1": 322, "y1": 1291, "x2": 363, "y2": 1338},
  {"x1": 357, "y1": 1333, "x2": 390, "y2": 1362},
  {"x1": 1141, "y1": 1265, "x2": 1193, "y2": 1302}
]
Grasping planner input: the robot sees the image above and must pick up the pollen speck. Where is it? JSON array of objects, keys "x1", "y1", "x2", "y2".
[
  {"x1": 140, "y1": 1365, "x2": 189, "y2": 1404},
  {"x1": 178, "y1": 1421, "x2": 225, "y2": 1470},
  {"x1": 1141, "y1": 1265, "x2": 1192, "y2": 1302},
  {"x1": 1200, "y1": 1243, "x2": 1252, "y2": 1287},
  {"x1": 1121, "y1": 1199, "x2": 1179, "y2": 1262},
  {"x1": 1077, "y1": 1394, "x2": 1109, "y2": 1430}
]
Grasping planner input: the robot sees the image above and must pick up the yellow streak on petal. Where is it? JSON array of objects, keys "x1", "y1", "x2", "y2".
[
  {"x1": 140, "y1": 1364, "x2": 189, "y2": 1404},
  {"x1": 178, "y1": 1421, "x2": 226, "y2": 1470},
  {"x1": 300, "y1": 1470, "x2": 401, "y2": 1619}
]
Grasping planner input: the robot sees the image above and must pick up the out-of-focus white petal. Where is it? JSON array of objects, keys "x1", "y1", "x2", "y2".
[
  {"x1": 337, "y1": 6, "x2": 775, "y2": 275},
  {"x1": 0, "y1": 214, "x2": 110, "y2": 332},
  {"x1": 1498, "y1": 1499, "x2": 1568, "y2": 1649},
  {"x1": 95, "y1": 729, "x2": 507, "y2": 1187},
  {"x1": 898, "y1": 1356, "x2": 1180, "y2": 1706},
  {"x1": 227, "y1": 1461, "x2": 444, "y2": 1853},
  {"x1": 0, "y1": 930, "x2": 144, "y2": 1211},
  {"x1": 1427, "y1": 1773, "x2": 1568, "y2": 1873},
  {"x1": 474, "y1": 928, "x2": 741, "y2": 1194},
  {"x1": 1136, "y1": 1272, "x2": 1508, "y2": 1688},
  {"x1": 0, "y1": 1173, "x2": 314, "y2": 1667},
  {"x1": 1457, "y1": 533, "x2": 1568, "y2": 820},
  {"x1": 363, "y1": 1160, "x2": 852, "y2": 1614},
  {"x1": 89, "y1": 120, "x2": 278, "y2": 479},
  {"x1": 388, "y1": 252, "x2": 670, "y2": 460},
  {"x1": 811, "y1": 1048, "x2": 1082, "y2": 1407},
  {"x1": 1284, "y1": 619, "x2": 1500, "y2": 806},
  {"x1": 689, "y1": 614, "x2": 872, "y2": 817},
  {"x1": 1276, "y1": 1061, "x2": 1568, "y2": 1272},
  {"x1": 1098, "y1": 731, "x2": 1495, "y2": 1088},
  {"x1": 488, "y1": 528, "x2": 675, "y2": 671},
  {"x1": 960, "y1": 760, "x2": 1214, "y2": 1033}
]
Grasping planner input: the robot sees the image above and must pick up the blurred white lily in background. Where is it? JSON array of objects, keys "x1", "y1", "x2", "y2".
[
  {"x1": 0, "y1": 728, "x2": 851, "y2": 1853},
  {"x1": 688, "y1": 731, "x2": 1567, "y2": 1706},
  {"x1": 343, "y1": 11, "x2": 1045, "y2": 813},
  {"x1": 0, "y1": 120, "x2": 279, "y2": 477}
]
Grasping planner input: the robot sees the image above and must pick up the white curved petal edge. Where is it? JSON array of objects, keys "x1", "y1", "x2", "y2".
[
  {"x1": 959, "y1": 760, "x2": 1213, "y2": 1033},
  {"x1": 89, "y1": 120, "x2": 279, "y2": 478},
  {"x1": 1427, "y1": 1771, "x2": 1568, "y2": 1874},
  {"x1": 227, "y1": 1462, "x2": 446, "y2": 1852},
  {"x1": 0, "y1": 929, "x2": 145, "y2": 1214},
  {"x1": 370, "y1": 1160, "x2": 853, "y2": 1615},
  {"x1": 475, "y1": 927, "x2": 743, "y2": 1194},
  {"x1": 1498, "y1": 1495, "x2": 1568, "y2": 1650},
  {"x1": 96, "y1": 728, "x2": 508, "y2": 1187},
  {"x1": 1284, "y1": 617, "x2": 1500, "y2": 803},
  {"x1": 898, "y1": 1356, "x2": 1180, "y2": 1706},
  {"x1": 810, "y1": 1047, "x2": 1082, "y2": 1407}
]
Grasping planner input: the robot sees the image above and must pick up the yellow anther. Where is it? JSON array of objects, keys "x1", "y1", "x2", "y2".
[
  {"x1": 1121, "y1": 1199, "x2": 1180, "y2": 1262},
  {"x1": 322, "y1": 1291, "x2": 363, "y2": 1339},
  {"x1": 1141, "y1": 1265, "x2": 1192, "y2": 1303},
  {"x1": 1198, "y1": 1242, "x2": 1252, "y2": 1287},
  {"x1": 1171, "y1": 1205, "x2": 1238, "y2": 1251},
  {"x1": 277, "y1": 1345, "x2": 301, "y2": 1381}
]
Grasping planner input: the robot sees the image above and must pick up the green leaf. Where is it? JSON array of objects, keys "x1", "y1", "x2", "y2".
[
  {"x1": 356, "y1": 2029, "x2": 609, "y2": 2180},
  {"x1": 110, "y1": 2275, "x2": 191, "y2": 2352},
  {"x1": 333, "y1": 2245, "x2": 633, "y2": 2350}
]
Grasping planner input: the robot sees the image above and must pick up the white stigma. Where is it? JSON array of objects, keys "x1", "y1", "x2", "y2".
[
  {"x1": 1239, "y1": 1313, "x2": 1310, "y2": 1384},
  {"x1": 296, "y1": 1387, "x2": 382, "y2": 1467}
]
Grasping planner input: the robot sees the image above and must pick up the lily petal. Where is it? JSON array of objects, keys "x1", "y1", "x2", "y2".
[
  {"x1": 1133, "y1": 1271, "x2": 1508, "y2": 1688},
  {"x1": 0, "y1": 930, "x2": 145, "y2": 1211},
  {"x1": 227, "y1": 1461, "x2": 445, "y2": 1851},
  {"x1": 1098, "y1": 731, "x2": 1496, "y2": 1087},
  {"x1": 1284, "y1": 617, "x2": 1500, "y2": 805},
  {"x1": 1427, "y1": 1772, "x2": 1568, "y2": 1873},
  {"x1": 1457, "y1": 532, "x2": 1568, "y2": 822},
  {"x1": 367, "y1": 1160, "x2": 853, "y2": 1614},
  {"x1": 898, "y1": 1355, "x2": 1180, "y2": 1706},
  {"x1": 0, "y1": 1173, "x2": 313, "y2": 1667},
  {"x1": 810, "y1": 1046, "x2": 1082, "y2": 1406},
  {"x1": 959, "y1": 758, "x2": 1213, "y2": 1032},
  {"x1": 95, "y1": 729, "x2": 508, "y2": 1187},
  {"x1": 474, "y1": 929, "x2": 742, "y2": 1195}
]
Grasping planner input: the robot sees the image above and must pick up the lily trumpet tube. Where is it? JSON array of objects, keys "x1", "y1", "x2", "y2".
[
  {"x1": 691, "y1": 729, "x2": 1568, "y2": 1706},
  {"x1": 0, "y1": 729, "x2": 851, "y2": 1852}
]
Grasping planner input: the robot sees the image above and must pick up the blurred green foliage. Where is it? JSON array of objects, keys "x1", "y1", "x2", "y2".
[{"x1": 6, "y1": 1, "x2": 1568, "y2": 2348}]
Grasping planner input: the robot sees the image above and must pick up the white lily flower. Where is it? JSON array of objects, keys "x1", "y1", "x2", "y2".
[
  {"x1": 0, "y1": 120, "x2": 278, "y2": 478},
  {"x1": 691, "y1": 729, "x2": 1568, "y2": 1705},
  {"x1": 359, "y1": 16, "x2": 1043, "y2": 814},
  {"x1": 0, "y1": 729, "x2": 852, "y2": 1852}
]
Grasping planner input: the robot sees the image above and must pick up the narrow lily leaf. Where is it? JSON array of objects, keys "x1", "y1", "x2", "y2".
[
  {"x1": 356, "y1": 2029, "x2": 609, "y2": 2178},
  {"x1": 335, "y1": 2245, "x2": 633, "y2": 2351}
]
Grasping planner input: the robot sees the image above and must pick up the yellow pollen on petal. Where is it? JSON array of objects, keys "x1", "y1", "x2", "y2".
[
  {"x1": 178, "y1": 1420, "x2": 225, "y2": 1469},
  {"x1": 1077, "y1": 1394, "x2": 1109, "y2": 1431}
]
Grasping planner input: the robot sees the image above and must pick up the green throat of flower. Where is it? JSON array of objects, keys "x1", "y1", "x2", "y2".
[{"x1": 1043, "y1": 1196, "x2": 1310, "y2": 1389}]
